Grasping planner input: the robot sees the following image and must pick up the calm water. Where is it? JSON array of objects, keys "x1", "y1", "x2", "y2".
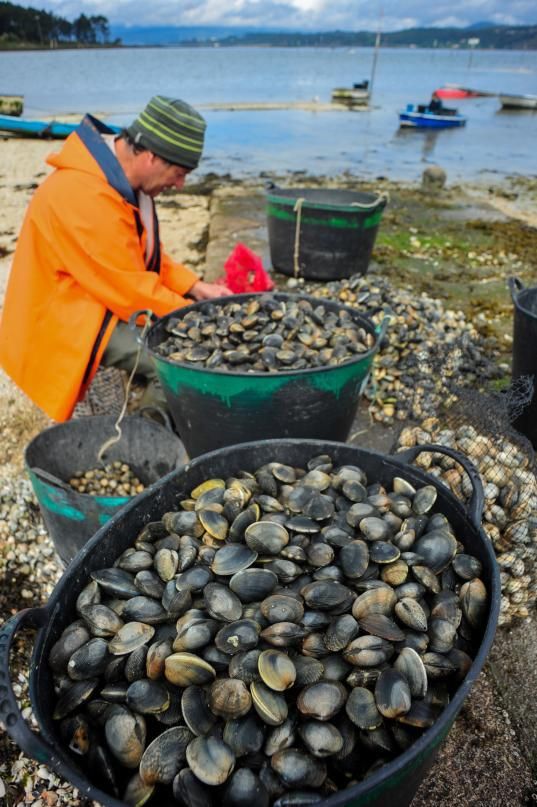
[{"x1": 0, "y1": 46, "x2": 536, "y2": 183}]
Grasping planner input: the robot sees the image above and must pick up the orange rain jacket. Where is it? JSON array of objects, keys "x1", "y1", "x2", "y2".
[{"x1": 0, "y1": 115, "x2": 199, "y2": 421}]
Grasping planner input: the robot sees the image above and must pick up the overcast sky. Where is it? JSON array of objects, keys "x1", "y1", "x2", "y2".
[{"x1": 20, "y1": 0, "x2": 537, "y2": 31}]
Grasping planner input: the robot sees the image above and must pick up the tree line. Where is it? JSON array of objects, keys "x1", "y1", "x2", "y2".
[{"x1": 0, "y1": 1, "x2": 118, "y2": 46}]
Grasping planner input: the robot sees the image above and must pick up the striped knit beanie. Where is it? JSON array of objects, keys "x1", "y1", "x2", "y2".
[{"x1": 126, "y1": 96, "x2": 206, "y2": 169}]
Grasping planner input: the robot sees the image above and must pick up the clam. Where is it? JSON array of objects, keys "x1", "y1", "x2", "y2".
[
  {"x1": 271, "y1": 748, "x2": 327, "y2": 789},
  {"x1": 211, "y1": 545, "x2": 258, "y2": 576},
  {"x1": 108, "y1": 623, "x2": 155, "y2": 656},
  {"x1": 79, "y1": 604, "x2": 124, "y2": 637},
  {"x1": 228, "y1": 648, "x2": 262, "y2": 683},
  {"x1": 223, "y1": 769, "x2": 270, "y2": 807},
  {"x1": 223, "y1": 712, "x2": 265, "y2": 757},
  {"x1": 264, "y1": 716, "x2": 297, "y2": 756},
  {"x1": 251, "y1": 680, "x2": 289, "y2": 726},
  {"x1": 126, "y1": 678, "x2": 170, "y2": 714},
  {"x1": 375, "y1": 669, "x2": 411, "y2": 719},
  {"x1": 181, "y1": 685, "x2": 217, "y2": 736},
  {"x1": 299, "y1": 720, "x2": 344, "y2": 758},
  {"x1": 394, "y1": 598, "x2": 428, "y2": 632},
  {"x1": 414, "y1": 530, "x2": 457, "y2": 574},
  {"x1": 139, "y1": 726, "x2": 193, "y2": 785},
  {"x1": 104, "y1": 708, "x2": 146, "y2": 768},
  {"x1": 258, "y1": 649, "x2": 296, "y2": 691},
  {"x1": 357, "y1": 613, "x2": 405, "y2": 643},
  {"x1": 76, "y1": 581, "x2": 101, "y2": 613},
  {"x1": 145, "y1": 640, "x2": 172, "y2": 680},
  {"x1": 260, "y1": 622, "x2": 308, "y2": 647},
  {"x1": 162, "y1": 581, "x2": 192, "y2": 618},
  {"x1": 209, "y1": 677, "x2": 252, "y2": 720},
  {"x1": 215, "y1": 619, "x2": 261, "y2": 655},
  {"x1": 186, "y1": 735, "x2": 236, "y2": 786},
  {"x1": 339, "y1": 540, "x2": 369, "y2": 579},
  {"x1": 123, "y1": 773, "x2": 155, "y2": 807},
  {"x1": 324, "y1": 614, "x2": 359, "y2": 652},
  {"x1": 154, "y1": 548, "x2": 179, "y2": 581},
  {"x1": 412, "y1": 485, "x2": 437, "y2": 515},
  {"x1": 172, "y1": 768, "x2": 213, "y2": 807},
  {"x1": 49, "y1": 621, "x2": 91, "y2": 674},
  {"x1": 53, "y1": 679, "x2": 99, "y2": 719},
  {"x1": 394, "y1": 647, "x2": 428, "y2": 698},
  {"x1": 134, "y1": 570, "x2": 165, "y2": 599},
  {"x1": 296, "y1": 681, "x2": 347, "y2": 721},
  {"x1": 351, "y1": 587, "x2": 396, "y2": 620},
  {"x1": 204, "y1": 582, "x2": 243, "y2": 622},
  {"x1": 300, "y1": 580, "x2": 353, "y2": 611},
  {"x1": 67, "y1": 638, "x2": 109, "y2": 680},
  {"x1": 245, "y1": 521, "x2": 290, "y2": 554},
  {"x1": 91, "y1": 568, "x2": 140, "y2": 599},
  {"x1": 229, "y1": 568, "x2": 279, "y2": 603},
  {"x1": 343, "y1": 636, "x2": 394, "y2": 667},
  {"x1": 345, "y1": 686, "x2": 382, "y2": 730},
  {"x1": 125, "y1": 645, "x2": 149, "y2": 683},
  {"x1": 460, "y1": 578, "x2": 488, "y2": 629},
  {"x1": 121, "y1": 596, "x2": 167, "y2": 625},
  {"x1": 164, "y1": 652, "x2": 216, "y2": 686},
  {"x1": 260, "y1": 593, "x2": 304, "y2": 624}
]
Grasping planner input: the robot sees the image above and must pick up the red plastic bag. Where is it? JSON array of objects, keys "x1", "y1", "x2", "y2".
[{"x1": 221, "y1": 243, "x2": 274, "y2": 293}]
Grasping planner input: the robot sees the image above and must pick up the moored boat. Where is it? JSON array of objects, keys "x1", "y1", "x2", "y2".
[
  {"x1": 398, "y1": 104, "x2": 467, "y2": 129},
  {"x1": 0, "y1": 94, "x2": 24, "y2": 117},
  {"x1": 331, "y1": 81, "x2": 369, "y2": 107},
  {"x1": 499, "y1": 93, "x2": 537, "y2": 110},
  {"x1": 434, "y1": 85, "x2": 493, "y2": 100},
  {"x1": 0, "y1": 114, "x2": 121, "y2": 139}
]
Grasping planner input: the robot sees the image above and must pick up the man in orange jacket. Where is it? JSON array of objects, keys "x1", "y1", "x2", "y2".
[{"x1": 0, "y1": 95, "x2": 232, "y2": 421}]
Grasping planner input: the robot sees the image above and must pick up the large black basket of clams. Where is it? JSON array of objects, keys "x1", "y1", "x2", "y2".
[{"x1": 0, "y1": 439, "x2": 500, "y2": 807}]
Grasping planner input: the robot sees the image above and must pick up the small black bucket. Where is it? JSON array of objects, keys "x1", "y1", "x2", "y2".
[
  {"x1": 266, "y1": 185, "x2": 388, "y2": 280},
  {"x1": 24, "y1": 415, "x2": 187, "y2": 563},
  {"x1": 509, "y1": 277, "x2": 537, "y2": 448},
  {"x1": 0, "y1": 439, "x2": 500, "y2": 807},
  {"x1": 141, "y1": 292, "x2": 387, "y2": 458}
]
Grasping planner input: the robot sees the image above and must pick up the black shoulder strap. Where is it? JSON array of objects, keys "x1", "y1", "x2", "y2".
[{"x1": 75, "y1": 114, "x2": 137, "y2": 207}]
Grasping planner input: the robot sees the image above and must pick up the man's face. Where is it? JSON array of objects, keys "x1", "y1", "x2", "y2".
[{"x1": 138, "y1": 152, "x2": 191, "y2": 197}]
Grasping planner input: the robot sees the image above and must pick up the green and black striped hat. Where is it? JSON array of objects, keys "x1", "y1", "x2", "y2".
[{"x1": 126, "y1": 95, "x2": 206, "y2": 169}]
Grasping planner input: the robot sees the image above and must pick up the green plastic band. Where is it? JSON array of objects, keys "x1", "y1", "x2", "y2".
[{"x1": 267, "y1": 203, "x2": 383, "y2": 230}]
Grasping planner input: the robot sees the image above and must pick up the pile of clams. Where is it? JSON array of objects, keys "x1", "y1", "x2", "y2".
[
  {"x1": 49, "y1": 454, "x2": 488, "y2": 806},
  {"x1": 396, "y1": 418, "x2": 536, "y2": 625},
  {"x1": 154, "y1": 295, "x2": 375, "y2": 372},
  {"x1": 68, "y1": 461, "x2": 145, "y2": 497}
]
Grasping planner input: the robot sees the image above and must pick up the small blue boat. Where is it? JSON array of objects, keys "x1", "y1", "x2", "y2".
[
  {"x1": 0, "y1": 114, "x2": 121, "y2": 139},
  {"x1": 398, "y1": 104, "x2": 467, "y2": 129}
]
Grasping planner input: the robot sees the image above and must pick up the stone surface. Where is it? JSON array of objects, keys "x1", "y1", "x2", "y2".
[{"x1": 422, "y1": 165, "x2": 447, "y2": 191}]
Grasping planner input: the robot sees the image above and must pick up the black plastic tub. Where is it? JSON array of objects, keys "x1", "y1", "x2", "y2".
[
  {"x1": 142, "y1": 292, "x2": 387, "y2": 458},
  {"x1": 266, "y1": 186, "x2": 388, "y2": 280},
  {"x1": 24, "y1": 414, "x2": 187, "y2": 564},
  {"x1": 509, "y1": 277, "x2": 537, "y2": 448},
  {"x1": 0, "y1": 439, "x2": 500, "y2": 807}
]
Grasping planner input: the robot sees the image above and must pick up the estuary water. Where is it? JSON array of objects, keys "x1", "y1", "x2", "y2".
[{"x1": 0, "y1": 45, "x2": 535, "y2": 183}]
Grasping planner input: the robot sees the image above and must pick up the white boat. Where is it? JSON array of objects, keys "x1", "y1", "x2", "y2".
[
  {"x1": 499, "y1": 93, "x2": 537, "y2": 110},
  {"x1": 331, "y1": 83, "x2": 369, "y2": 107}
]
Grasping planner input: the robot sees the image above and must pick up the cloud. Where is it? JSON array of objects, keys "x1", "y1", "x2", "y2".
[{"x1": 17, "y1": 0, "x2": 537, "y2": 30}]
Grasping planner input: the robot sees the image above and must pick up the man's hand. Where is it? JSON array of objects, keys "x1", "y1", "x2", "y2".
[{"x1": 188, "y1": 280, "x2": 233, "y2": 300}]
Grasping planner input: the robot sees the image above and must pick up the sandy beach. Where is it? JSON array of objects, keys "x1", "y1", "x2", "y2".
[{"x1": 0, "y1": 132, "x2": 536, "y2": 805}]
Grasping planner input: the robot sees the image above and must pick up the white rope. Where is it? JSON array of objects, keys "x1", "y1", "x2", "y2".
[
  {"x1": 350, "y1": 191, "x2": 390, "y2": 209},
  {"x1": 97, "y1": 313, "x2": 153, "y2": 465},
  {"x1": 293, "y1": 197, "x2": 305, "y2": 278}
]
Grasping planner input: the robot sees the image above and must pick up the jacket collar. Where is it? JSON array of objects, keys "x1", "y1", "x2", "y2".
[{"x1": 75, "y1": 114, "x2": 137, "y2": 207}]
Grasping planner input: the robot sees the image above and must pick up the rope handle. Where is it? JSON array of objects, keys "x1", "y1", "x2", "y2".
[
  {"x1": 350, "y1": 190, "x2": 390, "y2": 209},
  {"x1": 293, "y1": 197, "x2": 306, "y2": 279},
  {"x1": 97, "y1": 311, "x2": 154, "y2": 465}
]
